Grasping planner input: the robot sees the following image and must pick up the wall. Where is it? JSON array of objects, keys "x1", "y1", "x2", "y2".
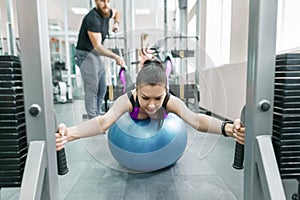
[
  {"x1": 229, "y1": 0, "x2": 249, "y2": 63},
  {"x1": 196, "y1": 0, "x2": 249, "y2": 120},
  {"x1": 47, "y1": 0, "x2": 64, "y2": 27},
  {"x1": 199, "y1": 62, "x2": 247, "y2": 120}
]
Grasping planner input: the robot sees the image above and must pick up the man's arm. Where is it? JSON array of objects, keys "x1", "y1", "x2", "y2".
[{"x1": 87, "y1": 31, "x2": 124, "y2": 66}]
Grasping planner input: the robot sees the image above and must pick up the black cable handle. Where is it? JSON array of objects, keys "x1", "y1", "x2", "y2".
[{"x1": 232, "y1": 106, "x2": 245, "y2": 170}]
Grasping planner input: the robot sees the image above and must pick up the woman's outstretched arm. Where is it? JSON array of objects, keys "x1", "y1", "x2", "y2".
[
  {"x1": 56, "y1": 94, "x2": 131, "y2": 150},
  {"x1": 166, "y1": 95, "x2": 245, "y2": 144}
]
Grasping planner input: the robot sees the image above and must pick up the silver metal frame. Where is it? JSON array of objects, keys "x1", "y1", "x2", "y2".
[
  {"x1": 178, "y1": 0, "x2": 188, "y2": 83},
  {"x1": 194, "y1": 0, "x2": 201, "y2": 112},
  {"x1": 164, "y1": 0, "x2": 168, "y2": 50},
  {"x1": 17, "y1": 0, "x2": 59, "y2": 199},
  {"x1": 0, "y1": 8, "x2": 4, "y2": 55},
  {"x1": 122, "y1": 0, "x2": 128, "y2": 65},
  {"x1": 6, "y1": 0, "x2": 16, "y2": 55},
  {"x1": 256, "y1": 136, "x2": 286, "y2": 200},
  {"x1": 244, "y1": 0, "x2": 285, "y2": 199},
  {"x1": 63, "y1": 0, "x2": 73, "y2": 101},
  {"x1": 19, "y1": 141, "x2": 47, "y2": 200}
]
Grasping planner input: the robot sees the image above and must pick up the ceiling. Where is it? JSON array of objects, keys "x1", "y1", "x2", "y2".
[
  {"x1": 46, "y1": 0, "x2": 178, "y2": 31},
  {"x1": 0, "y1": 0, "x2": 178, "y2": 39}
]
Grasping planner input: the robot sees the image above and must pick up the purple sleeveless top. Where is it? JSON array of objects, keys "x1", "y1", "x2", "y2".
[{"x1": 127, "y1": 91, "x2": 170, "y2": 120}]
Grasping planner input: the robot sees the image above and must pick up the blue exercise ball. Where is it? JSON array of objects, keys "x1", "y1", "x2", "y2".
[{"x1": 108, "y1": 113, "x2": 187, "y2": 172}]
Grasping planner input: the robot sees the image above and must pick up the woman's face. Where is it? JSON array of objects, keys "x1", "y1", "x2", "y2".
[
  {"x1": 137, "y1": 84, "x2": 166, "y2": 115},
  {"x1": 95, "y1": 0, "x2": 111, "y2": 16}
]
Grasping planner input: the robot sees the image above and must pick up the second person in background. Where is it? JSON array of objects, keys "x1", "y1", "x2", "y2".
[{"x1": 75, "y1": 0, "x2": 125, "y2": 119}]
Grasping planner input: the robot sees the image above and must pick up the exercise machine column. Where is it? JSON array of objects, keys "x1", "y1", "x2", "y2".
[
  {"x1": 178, "y1": 0, "x2": 188, "y2": 85},
  {"x1": 194, "y1": 0, "x2": 201, "y2": 112},
  {"x1": 6, "y1": 0, "x2": 16, "y2": 56},
  {"x1": 244, "y1": 0, "x2": 283, "y2": 199},
  {"x1": 17, "y1": 0, "x2": 59, "y2": 199}
]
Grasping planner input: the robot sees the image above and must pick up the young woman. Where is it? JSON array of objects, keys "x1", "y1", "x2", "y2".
[{"x1": 56, "y1": 59, "x2": 244, "y2": 150}]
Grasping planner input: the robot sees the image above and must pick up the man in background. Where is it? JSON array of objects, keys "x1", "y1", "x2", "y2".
[{"x1": 75, "y1": 0, "x2": 124, "y2": 119}]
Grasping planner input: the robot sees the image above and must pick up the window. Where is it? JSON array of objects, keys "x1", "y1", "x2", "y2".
[
  {"x1": 206, "y1": 0, "x2": 232, "y2": 67},
  {"x1": 277, "y1": 0, "x2": 300, "y2": 52}
]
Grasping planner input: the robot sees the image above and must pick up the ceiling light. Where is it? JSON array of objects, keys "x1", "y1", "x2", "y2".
[
  {"x1": 71, "y1": 7, "x2": 89, "y2": 15},
  {"x1": 135, "y1": 9, "x2": 151, "y2": 15}
]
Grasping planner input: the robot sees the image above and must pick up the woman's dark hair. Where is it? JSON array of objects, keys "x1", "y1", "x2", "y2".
[
  {"x1": 136, "y1": 59, "x2": 167, "y2": 88},
  {"x1": 136, "y1": 59, "x2": 168, "y2": 129}
]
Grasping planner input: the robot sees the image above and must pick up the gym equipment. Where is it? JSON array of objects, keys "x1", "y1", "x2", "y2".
[
  {"x1": 171, "y1": 49, "x2": 195, "y2": 58},
  {"x1": 130, "y1": 39, "x2": 199, "y2": 108},
  {"x1": 243, "y1": 0, "x2": 287, "y2": 199},
  {"x1": 118, "y1": 66, "x2": 134, "y2": 94},
  {"x1": 107, "y1": 33, "x2": 126, "y2": 57},
  {"x1": 143, "y1": 44, "x2": 176, "y2": 84},
  {"x1": 96, "y1": 34, "x2": 131, "y2": 114},
  {"x1": 56, "y1": 129, "x2": 69, "y2": 176},
  {"x1": 56, "y1": 149, "x2": 68, "y2": 175},
  {"x1": 144, "y1": 36, "x2": 199, "y2": 108},
  {"x1": 17, "y1": 0, "x2": 59, "y2": 198},
  {"x1": 232, "y1": 106, "x2": 245, "y2": 170},
  {"x1": 0, "y1": 10, "x2": 3, "y2": 55},
  {"x1": 165, "y1": 36, "x2": 197, "y2": 59},
  {"x1": 0, "y1": 55, "x2": 66, "y2": 193},
  {"x1": 52, "y1": 61, "x2": 69, "y2": 104},
  {"x1": 168, "y1": 84, "x2": 200, "y2": 106},
  {"x1": 6, "y1": 0, "x2": 17, "y2": 56},
  {"x1": 272, "y1": 53, "x2": 300, "y2": 198},
  {"x1": 108, "y1": 113, "x2": 187, "y2": 172},
  {"x1": 119, "y1": 67, "x2": 127, "y2": 93},
  {"x1": 0, "y1": 55, "x2": 27, "y2": 188}
]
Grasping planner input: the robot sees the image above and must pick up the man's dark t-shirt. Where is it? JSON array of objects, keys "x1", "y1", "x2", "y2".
[{"x1": 76, "y1": 8, "x2": 112, "y2": 52}]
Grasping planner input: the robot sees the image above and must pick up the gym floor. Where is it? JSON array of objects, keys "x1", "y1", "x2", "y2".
[{"x1": 1, "y1": 100, "x2": 244, "y2": 200}]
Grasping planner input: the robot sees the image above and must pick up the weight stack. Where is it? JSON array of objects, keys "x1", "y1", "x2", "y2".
[
  {"x1": 0, "y1": 56, "x2": 28, "y2": 187},
  {"x1": 272, "y1": 53, "x2": 300, "y2": 179}
]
